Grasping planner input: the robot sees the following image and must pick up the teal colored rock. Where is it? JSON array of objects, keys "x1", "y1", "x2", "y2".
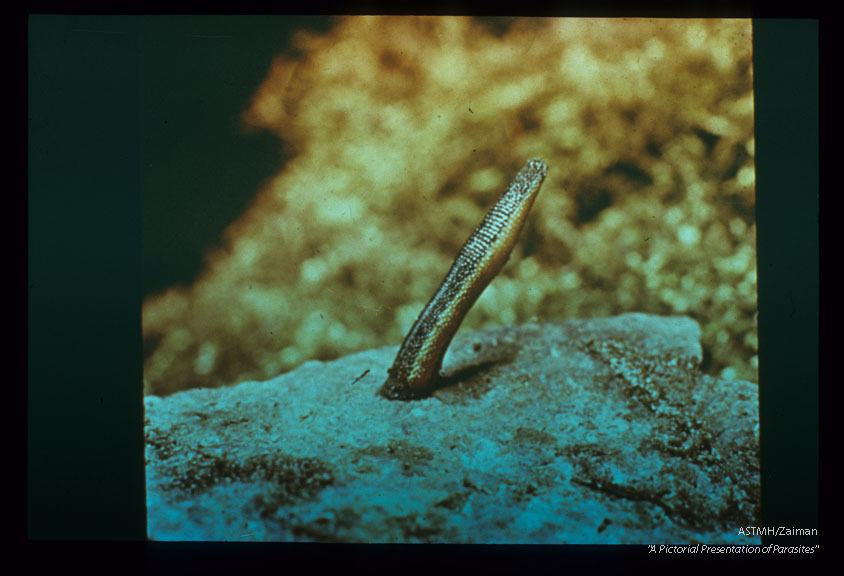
[{"x1": 145, "y1": 314, "x2": 759, "y2": 543}]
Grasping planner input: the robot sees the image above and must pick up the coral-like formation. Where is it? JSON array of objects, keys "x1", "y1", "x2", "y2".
[{"x1": 143, "y1": 17, "x2": 756, "y2": 395}]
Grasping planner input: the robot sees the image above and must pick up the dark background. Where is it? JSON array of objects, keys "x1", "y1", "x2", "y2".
[
  {"x1": 137, "y1": 16, "x2": 333, "y2": 297},
  {"x1": 28, "y1": 14, "x2": 818, "y2": 557}
]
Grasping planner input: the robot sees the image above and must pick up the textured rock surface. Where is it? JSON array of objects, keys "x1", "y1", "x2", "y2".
[{"x1": 145, "y1": 314, "x2": 760, "y2": 543}]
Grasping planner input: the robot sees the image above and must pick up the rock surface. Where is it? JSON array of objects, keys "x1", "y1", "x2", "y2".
[{"x1": 145, "y1": 314, "x2": 760, "y2": 543}]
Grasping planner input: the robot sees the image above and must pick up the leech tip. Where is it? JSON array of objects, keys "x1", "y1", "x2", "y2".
[{"x1": 527, "y1": 158, "x2": 547, "y2": 174}]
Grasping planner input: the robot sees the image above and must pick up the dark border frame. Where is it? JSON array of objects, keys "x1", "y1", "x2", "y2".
[{"x1": 27, "y1": 13, "x2": 819, "y2": 560}]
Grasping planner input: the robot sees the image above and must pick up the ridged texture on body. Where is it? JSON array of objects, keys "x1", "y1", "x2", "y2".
[{"x1": 379, "y1": 159, "x2": 547, "y2": 400}]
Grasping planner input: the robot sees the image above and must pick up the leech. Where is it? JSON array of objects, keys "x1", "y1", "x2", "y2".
[{"x1": 379, "y1": 158, "x2": 548, "y2": 400}]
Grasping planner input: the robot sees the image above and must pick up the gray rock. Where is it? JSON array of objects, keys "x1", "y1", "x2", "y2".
[{"x1": 145, "y1": 313, "x2": 760, "y2": 543}]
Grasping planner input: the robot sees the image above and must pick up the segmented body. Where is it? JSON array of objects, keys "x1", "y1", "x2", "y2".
[{"x1": 379, "y1": 158, "x2": 548, "y2": 400}]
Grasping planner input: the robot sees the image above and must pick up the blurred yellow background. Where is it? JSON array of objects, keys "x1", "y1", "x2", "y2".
[{"x1": 142, "y1": 17, "x2": 756, "y2": 396}]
